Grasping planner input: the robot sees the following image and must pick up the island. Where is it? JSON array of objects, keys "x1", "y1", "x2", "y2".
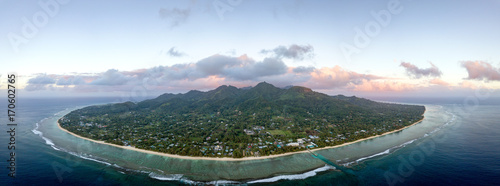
[{"x1": 58, "y1": 82, "x2": 425, "y2": 159}]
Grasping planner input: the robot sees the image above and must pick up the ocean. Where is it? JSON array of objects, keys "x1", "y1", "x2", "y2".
[{"x1": 1, "y1": 97, "x2": 499, "y2": 185}]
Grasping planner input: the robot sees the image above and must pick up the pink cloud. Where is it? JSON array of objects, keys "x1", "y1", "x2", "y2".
[
  {"x1": 461, "y1": 61, "x2": 500, "y2": 81},
  {"x1": 429, "y1": 78, "x2": 449, "y2": 86},
  {"x1": 459, "y1": 80, "x2": 481, "y2": 89},
  {"x1": 350, "y1": 79, "x2": 416, "y2": 92},
  {"x1": 306, "y1": 66, "x2": 381, "y2": 89}
]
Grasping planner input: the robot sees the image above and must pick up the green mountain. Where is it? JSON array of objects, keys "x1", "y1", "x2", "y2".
[{"x1": 59, "y1": 82, "x2": 425, "y2": 158}]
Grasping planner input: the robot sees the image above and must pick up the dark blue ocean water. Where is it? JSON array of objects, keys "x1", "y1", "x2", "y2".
[{"x1": 1, "y1": 97, "x2": 499, "y2": 185}]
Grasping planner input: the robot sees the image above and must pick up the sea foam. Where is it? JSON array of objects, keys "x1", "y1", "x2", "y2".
[
  {"x1": 247, "y1": 164, "x2": 334, "y2": 184},
  {"x1": 148, "y1": 164, "x2": 335, "y2": 185}
]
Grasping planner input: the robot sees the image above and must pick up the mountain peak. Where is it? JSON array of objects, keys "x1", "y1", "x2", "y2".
[
  {"x1": 214, "y1": 85, "x2": 238, "y2": 91},
  {"x1": 186, "y1": 90, "x2": 203, "y2": 94},
  {"x1": 289, "y1": 86, "x2": 313, "y2": 93},
  {"x1": 206, "y1": 85, "x2": 240, "y2": 100},
  {"x1": 215, "y1": 85, "x2": 228, "y2": 90},
  {"x1": 254, "y1": 82, "x2": 275, "y2": 89}
]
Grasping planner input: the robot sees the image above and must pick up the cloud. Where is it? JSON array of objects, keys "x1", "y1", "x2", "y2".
[
  {"x1": 23, "y1": 54, "x2": 289, "y2": 91},
  {"x1": 89, "y1": 69, "x2": 132, "y2": 86},
  {"x1": 292, "y1": 66, "x2": 315, "y2": 74},
  {"x1": 56, "y1": 76, "x2": 86, "y2": 85},
  {"x1": 306, "y1": 66, "x2": 382, "y2": 89},
  {"x1": 22, "y1": 54, "x2": 400, "y2": 95},
  {"x1": 429, "y1": 78, "x2": 449, "y2": 86},
  {"x1": 24, "y1": 84, "x2": 52, "y2": 91},
  {"x1": 461, "y1": 61, "x2": 500, "y2": 81},
  {"x1": 261, "y1": 44, "x2": 314, "y2": 60},
  {"x1": 400, "y1": 62, "x2": 442, "y2": 78},
  {"x1": 159, "y1": 8, "x2": 191, "y2": 27},
  {"x1": 192, "y1": 54, "x2": 288, "y2": 81},
  {"x1": 460, "y1": 80, "x2": 481, "y2": 89},
  {"x1": 25, "y1": 75, "x2": 56, "y2": 91},
  {"x1": 248, "y1": 58, "x2": 288, "y2": 78},
  {"x1": 195, "y1": 55, "x2": 243, "y2": 77},
  {"x1": 25, "y1": 74, "x2": 93, "y2": 91},
  {"x1": 350, "y1": 79, "x2": 416, "y2": 92},
  {"x1": 167, "y1": 47, "x2": 185, "y2": 57},
  {"x1": 27, "y1": 74, "x2": 56, "y2": 84}
]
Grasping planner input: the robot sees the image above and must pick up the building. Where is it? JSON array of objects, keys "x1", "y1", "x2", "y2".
[
  {"x1": 287, "y1": 142, "x2": 299, "y2": 147},
  {"x1": 244, "y1": 129, "x2": 255, "y2": 135}
]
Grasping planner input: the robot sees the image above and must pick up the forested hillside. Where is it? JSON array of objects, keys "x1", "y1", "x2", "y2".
[{"x1": 60, "y1": 82, "x2": 425, "y2": 158}]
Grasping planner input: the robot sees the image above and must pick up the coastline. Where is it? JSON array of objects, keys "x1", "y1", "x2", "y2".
[{"x1": 57, "y1": 115, "x2": 425, "y2": 162}]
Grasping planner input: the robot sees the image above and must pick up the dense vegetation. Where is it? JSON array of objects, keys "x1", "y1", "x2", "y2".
[{"x1": 59, "y1": 82, "x2": 425, "y2": 158}]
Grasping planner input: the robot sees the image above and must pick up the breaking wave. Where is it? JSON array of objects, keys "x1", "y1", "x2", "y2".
[
  {"x1": 247, "y1": 164, "x2": 335, "y2": 184},
  {"x1": 148, "y1": 164, "x2": 335, "y2": 185}
]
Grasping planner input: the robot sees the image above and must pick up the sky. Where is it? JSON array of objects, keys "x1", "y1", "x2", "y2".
[{"x1": 1, "y1": 0, "x2": 500, "y2": 100}]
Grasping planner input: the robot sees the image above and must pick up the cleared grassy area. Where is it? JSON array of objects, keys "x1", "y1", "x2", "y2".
[
  {"x1": 189, "y1": 137, "x2": 202, "y2": 141},
  {"x1": 267, "y1": 130, "x2": 292, "y2": 136}
]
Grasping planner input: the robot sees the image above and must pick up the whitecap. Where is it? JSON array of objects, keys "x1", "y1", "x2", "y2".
[
  {"x1": 343, "y1": 138, "x2": 417, "y2": 166},
  {"x1": 247, "y1": 164, "x2": 334, "y2": 184},
  {"x1": 207, "y1": 180, "x2": 241, "y2": 185},
  {"x1": 32, "y1": 129, "x2": 42, "y2": 135},
  {"x1": 397, "y1": 139, "x2": 416, "y2": 148},
  {"x1": 68, "y1": 152, "x2": 112, "y2": 166},
  {"x1": 42, "y1": 137, "x2": 55, "y2": 146},
  {"x1": 355, "y1": 149, "x2": 390, "y2": 163},
  {"x1": 149, "y1": 173, "x2": 183, "y2": 181},
  {"x1": 149, "y1": 164, "x2": 335, "y2": 184},
  {"x1": 32, "y1": 120, "x2": 60, "y2": 152}
]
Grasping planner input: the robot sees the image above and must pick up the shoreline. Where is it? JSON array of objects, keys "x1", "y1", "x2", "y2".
[{"x1": 57, "y1": 115, "x2": 425, "y2": 162}]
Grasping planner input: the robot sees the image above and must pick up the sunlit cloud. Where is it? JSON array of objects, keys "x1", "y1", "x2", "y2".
[
  {"x1": 461, "y1": 61, "x2": 500, "y2": 81},
  {"x1": 460, "y1": 80, "x2": 482, "y2": 89},
  {"x1": 306, "y1": 66, "x2": 381, "y2": 89},
  {"x1": 429, "y1": 78, "x2": 449, "y2": 86},
  {"x1": 350, "y1": 79, "x2": 416, "y2": 92}
]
